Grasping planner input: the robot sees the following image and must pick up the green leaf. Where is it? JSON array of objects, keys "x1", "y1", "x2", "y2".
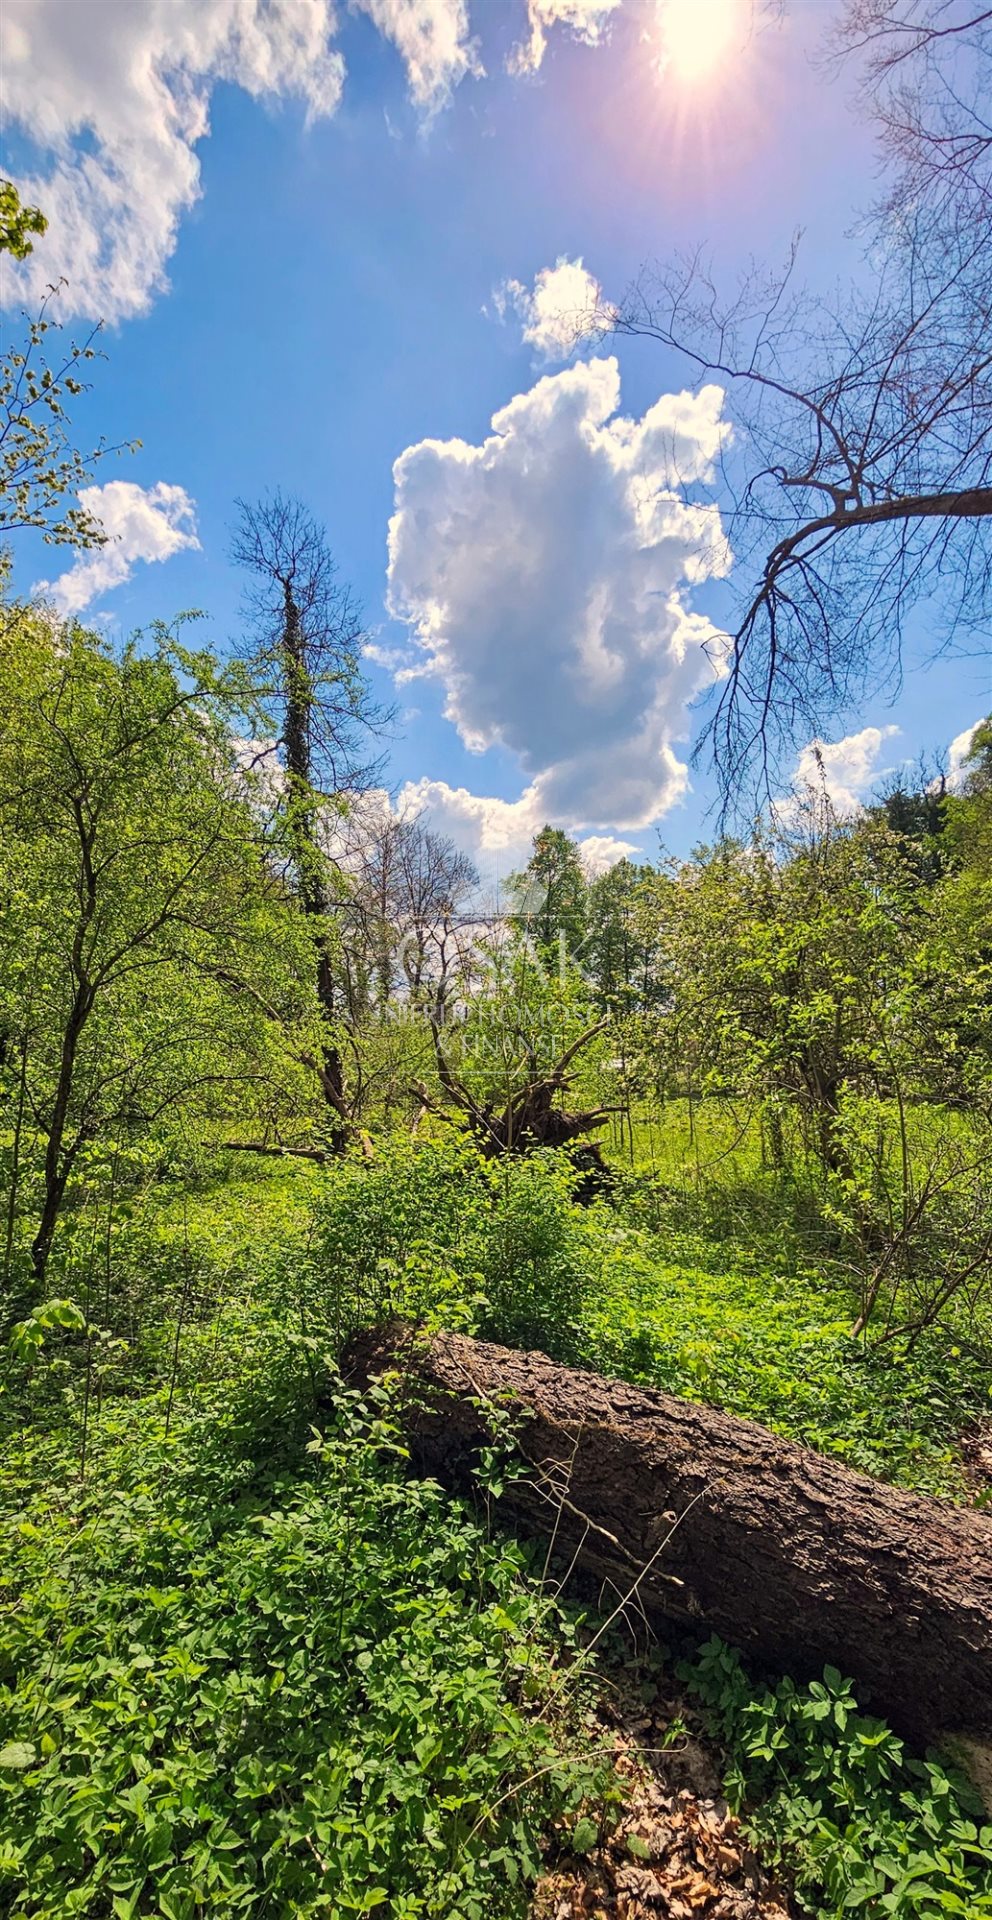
[{"x1": 0, "y1": 1742, "x2": 36, "y2": 1770}]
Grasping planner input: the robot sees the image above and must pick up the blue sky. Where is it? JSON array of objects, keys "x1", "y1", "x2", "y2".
[{"x1": 3, "y1": 0, "x2": 988, "y2": 882}]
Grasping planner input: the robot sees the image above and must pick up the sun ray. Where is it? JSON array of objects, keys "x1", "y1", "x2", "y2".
[{"x1": 657, "y1": 0, "x2": 745, "y2": 87}]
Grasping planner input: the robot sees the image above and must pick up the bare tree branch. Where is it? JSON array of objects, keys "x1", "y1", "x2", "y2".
[{"x1": 612, "y1": 4, "x2": 992, "y2": 812}]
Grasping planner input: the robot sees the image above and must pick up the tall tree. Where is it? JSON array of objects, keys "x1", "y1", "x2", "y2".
[
  {"x1": 506, "y1": 827, "x2": 588, "y2": 967},
  {"x1": 584, "y1": 858, "x2": 658, "y2": 1013},
  {"x1": 231, "y1": 492, "x2": 385, "y2": 1137}
]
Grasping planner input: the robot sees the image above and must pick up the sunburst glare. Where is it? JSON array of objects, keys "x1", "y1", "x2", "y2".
[{"x1": 657, "y1": 0, "x2": 745, "y2": 86}]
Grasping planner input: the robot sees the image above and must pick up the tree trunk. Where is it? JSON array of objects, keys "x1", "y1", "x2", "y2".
[
  {"x1": 343, "y1": 1323, "x2": 992, "y2": 1774},
  {"x1": 424, "y1": 1013, "x2": 617, "y2": 1160},
  {"x1": 30, "y1": 984, "x2": 93, "y2": 1285},
  {"x1": 281, "y1": 581, "x2": 348, "y2": 1140}
]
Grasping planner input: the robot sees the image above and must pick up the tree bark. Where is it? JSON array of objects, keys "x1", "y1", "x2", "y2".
[{"x1": 343, "y1": 1322, "x2": 992, "y2": 1769}]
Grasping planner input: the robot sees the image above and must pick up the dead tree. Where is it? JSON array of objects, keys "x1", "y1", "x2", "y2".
[
  {"x1": 231, "y1": 492, "x2": 386, "y2": 1139},
  {"x1": 413, "y1": 1012, "x2": 619, "y2": 1158}
]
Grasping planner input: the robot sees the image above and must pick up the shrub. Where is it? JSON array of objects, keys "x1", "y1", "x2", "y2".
[
  {"x1": 307, "y1": 1132, "x2": 492, "y2": 1343},
  {"x1": 308, "y1": 1135, "x2": 598, "y2": 1361},
  {"x1": 474, "y1": 1154, "x2": 592, "y2": 1359}
]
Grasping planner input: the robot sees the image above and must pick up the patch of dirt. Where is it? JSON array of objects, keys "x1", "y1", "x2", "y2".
[
  {"x1": 961, "y1": 1420, "x2": 992, "y2": 1501},
  {"x1": 532, "y1": 1685, "x2": 799, "y2": 1920}
]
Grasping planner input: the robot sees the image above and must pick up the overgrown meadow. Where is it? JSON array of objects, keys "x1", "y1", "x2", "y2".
[
  {"x1": 3, "y1": 138, "x2": 992, "y2": 1917},
  {"x1": 3, "y1": 1118, "x2": 992, "y2": 1918}
]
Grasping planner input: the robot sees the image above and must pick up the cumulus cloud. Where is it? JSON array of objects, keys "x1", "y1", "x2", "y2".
[
  {"x1": 0, "y1": 0, "x2": 477, "y2": 322},
  {"x1": 577, "y1": 833, "x2": 639, "y2": 875},
  {"x1": 34, "y1": 481, "x2": 200, "y2": 614},
  {"x1": 387, "y1": 356, "x2": 731, "y2": 835},
  {"x1": 786, "y1": 725, "x2": 901, "y2": 818},
  {"x1": 948, "y1": 718, "x2": 985, "y2": 790},
  {"x1": 510, "y1": 0, "x2": 621, "y2": 74},
  {"x1": 231, "y1": 747, "x2": 634, "y2": 892},
  {"x1": 397, "y1": 776, "x2": 636, "y2": 885},
  {"x1": 495, "y1": 256, "x2": 606, "y2": 362},
  {"x1": 396, "y1": 775, "x2": 544, "y2": 868}
]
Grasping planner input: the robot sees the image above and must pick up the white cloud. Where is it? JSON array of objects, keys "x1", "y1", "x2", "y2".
[
  {"x1": 387, "y1": 356, "x2": 731, "y2": 834},
  {"x1": 232, "y1": 749, "x2": 637, "y2": 893},
  {"x1": 397, "y1": 775, "x2": 544, "y2": 868},
  {"x1": 34, "y1": 481, "x2": 200, "y2": 614},
  {"x1": 787, "y1": 725, "x2": 901, "y2": 818},
  {"x1": 510, "y1": 0, "x2": 621, "y2": 74},
  {"x1": 578, "y1": 833, "x2": 638, "y2": 875},
  {"x1": 396, "y1": 776, "x2": 637, "y2": 887},
  {"x1": 495, "y1": 256, "x2": 606, "y2": 362},
  {"x1": 354, "y1": 0, "x2": 481, "y2": 113},
  {"x1": 948, "y1": 718, "x2": 985, "y2": 790},
  {"x1": 0, "y1": 0, "x2": 478, "y2": 323}
]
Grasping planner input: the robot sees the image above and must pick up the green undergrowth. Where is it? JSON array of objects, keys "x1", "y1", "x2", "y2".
[
  {"x1": 7, "y1": 1141, "x2": 990, "y2": 1917},
  {"x1": 0, "y1": 1332, "x2": 610, "y2": 1919},
  {"x1": 43, "y1": 1138, "x2": 990, "y2": 1501},
  {"x1": 280, "y1": 1133, "x2": 990, "y2": 1499},
  {"x1": 683, "y1": 1638, "x2": 992, "y2": 1919},
  {"x1": 576, "y1": 1215, "x2": 990, "y2": 1498}
]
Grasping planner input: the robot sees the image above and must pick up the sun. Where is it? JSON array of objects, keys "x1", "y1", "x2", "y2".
[{"x1": 658, "y1": 0, "x2": 742, "y2": 86}]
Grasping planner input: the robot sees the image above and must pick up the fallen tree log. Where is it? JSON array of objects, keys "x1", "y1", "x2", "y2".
[{"x1": 344, "y1": 1322, "x2": 992, "y2": 1778}]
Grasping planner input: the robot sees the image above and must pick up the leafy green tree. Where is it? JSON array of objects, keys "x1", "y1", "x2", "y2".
[
  {"x1": 870, "y1": 771, "x2": 950, "y2": 887},
  {"x1": 584, "y1": 858, "x2": 658, "y2": 1012},
  {"x1": 917, "y1": 719, "x2": 992, "y2": 1109},
  {"x1": 638, "y1": 818, "x2": 924, "y2": 1178},
  {"x1": 506, "y1": 826, "x2": 588, "y2": 966},
  {"x1": 0, "y1": 611, "x2": 318, "y2": 1291}
]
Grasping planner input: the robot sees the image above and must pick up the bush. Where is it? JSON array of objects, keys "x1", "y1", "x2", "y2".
[
  {"x1": 307, "y1": 1135, "x2": 598, "y2": 1361},
  {"x1": 307, "y1": 1132, "x2": 492, "y2": 1343},
  {"x1": 475, "y1": 1154, "x2": 592, "y2": 1359}
]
